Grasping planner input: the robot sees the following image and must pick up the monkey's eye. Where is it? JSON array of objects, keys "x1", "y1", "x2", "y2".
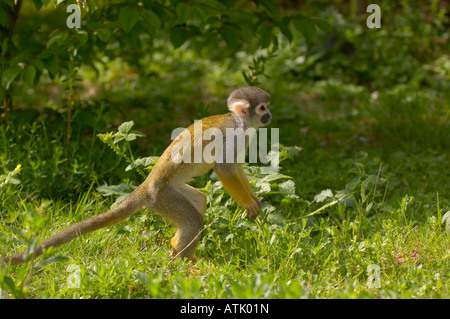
[{"x1": 260, "y1": 105, "x2": 266, "y2": 111}]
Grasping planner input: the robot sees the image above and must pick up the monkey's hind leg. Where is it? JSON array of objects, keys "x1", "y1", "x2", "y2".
[{"x1": 153, "y1": 184, "x2": 206, "y2": 261}]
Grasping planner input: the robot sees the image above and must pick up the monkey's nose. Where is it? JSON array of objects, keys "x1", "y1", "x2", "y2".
[{"x1": 260, "y1": 112, "x2": 271, "y2": 124}]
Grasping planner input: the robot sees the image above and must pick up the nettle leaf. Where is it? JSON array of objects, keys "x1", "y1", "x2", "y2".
[
  {"x1": 442, "y1": 211, "x2": 450, "y2": 233},
  {"x1": 1, "y1": 65, "x2": 22, "y2": 89},
  {"x1": 126, "y1": 131, "x2": 145, "y2": 141},
  {"x1": 97, "y1": 183, "x2": 136, "y2": 204},
  {"x1": 364, "y1": 174, "x2": 378, "y2": 186},
  {"x1": 97, "y1": 132, "x2": 114, "y2": 144},
  {"x1": 119, "y1": 6, "x2": 140, "y2": 33},
  {"x1": 261, "y1": 172, "x2": 291, "y2": 182},
  {"x1": 293, "y1": 14, "x2": 316, "y2": 42},
  {"x1": 278, "y1": 180, "x2": 296, "y2": 195},
  {"x1": 280, "y1": 194, "x2": 301, "y2": 206},
  {"x1": 282, "y1": 145, "x2": 302, "y2": 157},
  {"x1": 253, "y1": 180, "x2": 271, "y2": 193},
  {"x1": 126, "y1": 156, "x2": 159, "y2": 172},
  {"x1": 118, "y1": 121, "x2": 135, "y2": 134},
  {"x1": 267, "y1": 212, "x2": 286, "y2": 226},
  {"x1": 314, "y1": 189, "x2": 333, "y2": 203},
  {"x1": 345, "y1": 177, "x2": 360, "y2": 191}
]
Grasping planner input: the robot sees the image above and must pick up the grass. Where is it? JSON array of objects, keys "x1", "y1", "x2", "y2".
[
  {"x1": 1, "y1": 3, "x2": 449, "y2": 297},
  {"x1": 1, "y1": 79, "x2": 449, "y2": 298}
]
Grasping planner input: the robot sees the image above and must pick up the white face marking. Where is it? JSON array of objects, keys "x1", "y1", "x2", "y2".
[{"x1": 255, "y1": 102, "x2": 269, "y2": 115}]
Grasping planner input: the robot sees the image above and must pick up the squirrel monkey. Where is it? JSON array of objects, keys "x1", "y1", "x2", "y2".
[{"x1": 4, "y1": 86, "x2": 271, "y2": 265}]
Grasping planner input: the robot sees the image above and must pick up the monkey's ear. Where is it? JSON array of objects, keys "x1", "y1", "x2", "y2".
[{"x1": 229, "y1": 101, "x2": 249, "y2": 118}]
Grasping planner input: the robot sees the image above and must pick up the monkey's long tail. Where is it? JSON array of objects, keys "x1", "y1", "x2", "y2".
[{"x1": 3, "y1": 185, "x2": 148, "y2": 266}]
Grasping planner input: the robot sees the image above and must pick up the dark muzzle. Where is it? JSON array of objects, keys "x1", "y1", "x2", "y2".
[{"x1": 260, "y1": 112, "x2": 272, "y2": 124}]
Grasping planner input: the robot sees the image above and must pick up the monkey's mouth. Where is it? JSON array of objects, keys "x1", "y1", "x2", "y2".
[{"x1": 260, "y1": 113, "x2": 272, "y2": 124}]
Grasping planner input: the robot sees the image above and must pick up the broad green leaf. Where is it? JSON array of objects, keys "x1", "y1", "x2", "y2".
[
  {"x1": 221, "y1": 27, "x2": 238, "y2": 48},
  {"x1": 76, "y1": 30, "x2": 89, "y2": 47},
  {"x1": 0, "y1": 8, "x2": 9, "y2": 28},
  {"x1": 86, "y1": 19, "x2": 103, "y2": 30},
  {"x1": 193, "y1": 6, "x2": 206, "y2": 22},
  {"x1": 33, "y1": 0, "x2": 42, "y2": 10},
  {"x1": 3, "y1": 0, "x2": 14, "y2": 9},
  {"x1": 30, "y1": 58, "x2": 44, "y2": 72},
  {"x1": 1, "y1": 65, "x2": 22, "y2": 89},
  {"x1": 96, "y1": 28, "x2": 112, "y2": 42},
  {"x1": 293, "y1": 14, "x2": 316, "y2": 42},
  {"x1": 144, "y1": 9, "x2": 162, "y2": 28},
  {"x1": 204, "y1": 0, "x2": 227, "y2": 11},
  {"x1": 170, "y1": 27, "x2": 188, "y2": 48},
  {"x1": 259, "y1": 0, "x2": 280, "y2": 17},
  {"x1": 1, "y1": 38, "x2": 8, "y2": 58},
  {"x1": 176, "y1": 2, "x2": 192, "y2": 23},
  {"x1": 46, "y1": 32, "x2": 68, "y2": 49},
  {"x1": 312, "y1": 18, "x2": 333, "y2": 32},
  {"x1": 119, "y1": 6, "x2": 140, "y2": 33},
  {"x1": 259, "y1": 24, "x2": 273, "y2": 48},
  {"x1": 276, "y1": 16, "x2": 292, "y2": 43},
  {"x1": 23, "y1": 64, "x2": 36, "y2": 87},
  {"x1": 41, "y1": 53, "x2": 59, "y2": 78}
]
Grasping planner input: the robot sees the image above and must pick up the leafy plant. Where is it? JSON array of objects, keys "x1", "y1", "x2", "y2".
[{"x1": 98, "y1": 121, "x2": 149, "y2": 179}]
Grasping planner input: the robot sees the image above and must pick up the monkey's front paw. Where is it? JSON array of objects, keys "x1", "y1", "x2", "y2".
[{"x1": 245, "y1": 199, "x2": 261, "y2": 220}]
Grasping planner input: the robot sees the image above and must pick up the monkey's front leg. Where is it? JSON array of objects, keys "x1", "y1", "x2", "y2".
[{"x1": 214, "y1": 163, "x2": 261, "y2": 220}]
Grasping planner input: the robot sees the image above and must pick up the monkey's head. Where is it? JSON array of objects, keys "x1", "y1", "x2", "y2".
[{"x1": 227, "y1": 86, "x2": 271, "y2": 128}]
